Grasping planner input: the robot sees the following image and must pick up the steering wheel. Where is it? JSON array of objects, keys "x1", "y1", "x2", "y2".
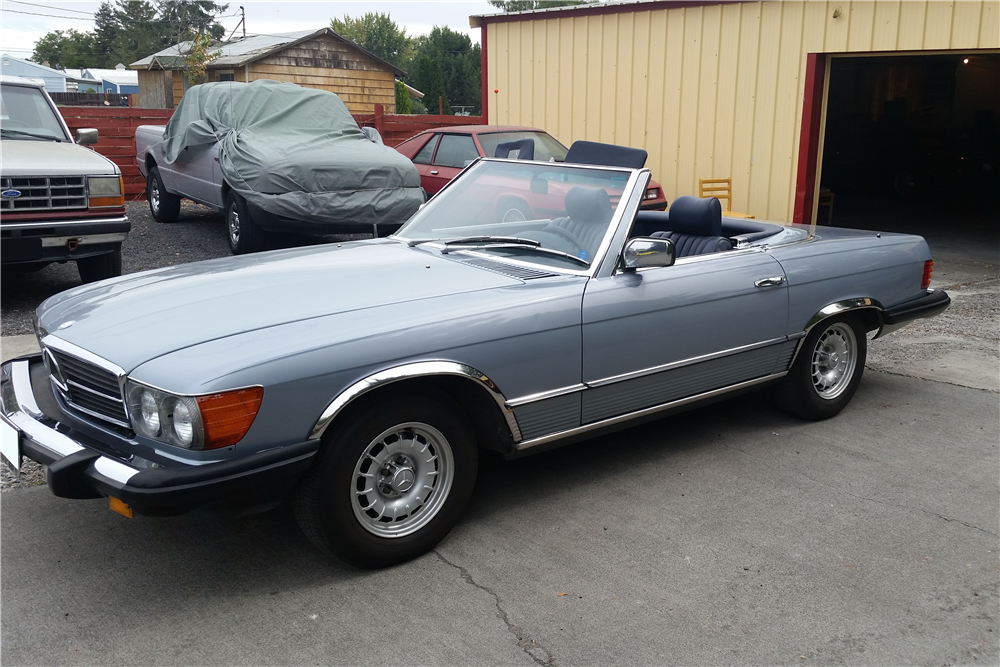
[{"x1": 540, "y1": 223, "x2": 585, "y2": 250}]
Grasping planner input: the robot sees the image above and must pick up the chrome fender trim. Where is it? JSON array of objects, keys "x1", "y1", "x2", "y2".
[
  {"x1": 308, "y1": 361, "x2": 521, "y2": 442},
  {"x1": 790, "y1": 298, "x2": 886, "y2": 367},
  {"x1": 805, "y1": 297, "x2": 885, "y2": 332}
]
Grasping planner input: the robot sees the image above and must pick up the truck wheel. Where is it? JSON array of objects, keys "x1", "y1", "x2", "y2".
[
  {"x1": 773, "y1": 314, "x2": 867, "y2": 421},
  {"x1": 77, "y1": 248, "x2": 122, "y2": 284},
  {"x1": 147, "y1": 166, "x2": 180, "y2": 223},
  {"x1": 226, "y1": 192, "x2": 265, "y2": 255},
  {"x1": 293, "y1": 393, "x2": 478, "y2": 568}
]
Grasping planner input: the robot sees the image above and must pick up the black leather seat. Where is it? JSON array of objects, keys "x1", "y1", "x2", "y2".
[
  {"x1": 543, "y1": 186, "x2": 614, "y2": 252},
  {"x1": 650, "y1": 196, "x2": 733, "y2": 257},
  {"x1": 495, "y1": 139, "x2": 535, "y2": 160}
]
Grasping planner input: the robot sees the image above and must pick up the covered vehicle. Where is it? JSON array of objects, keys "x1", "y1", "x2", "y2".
[
  {"x1": 135, "y1": 80, "x2": 423, "y2": 253},
  {"x1": 1, "y1": 155, "x2": 949, "y2": 568}
]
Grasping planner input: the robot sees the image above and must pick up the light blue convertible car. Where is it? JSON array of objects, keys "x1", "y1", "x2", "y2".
[{"x1": 0, "y1": 156, "x2": 949, "y2": 566}]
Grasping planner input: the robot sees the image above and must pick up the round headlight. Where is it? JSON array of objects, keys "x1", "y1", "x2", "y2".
[
  {"x1": 140, "y1": 389, "x2": 160, "y2": 434},
  {"x1": 171, "y1": 400, "x2": 194, "y2": 446}
]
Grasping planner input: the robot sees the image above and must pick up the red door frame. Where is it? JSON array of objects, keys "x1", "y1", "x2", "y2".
[{"x1": 792, "y1": 53, "x2": 828, "y2": 225}]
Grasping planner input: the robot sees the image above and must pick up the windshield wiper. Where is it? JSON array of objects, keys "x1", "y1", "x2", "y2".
[
  {"x1": 408, "y1": 235, "x2": 540, "y2": 248},
  {"x1": 0, "y1": 128, "x2": 63, "y2": 142}
]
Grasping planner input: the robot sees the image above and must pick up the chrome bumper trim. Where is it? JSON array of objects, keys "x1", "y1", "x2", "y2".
[
  {"x1": 40, "y1": 232, "x2": 128, "y2": 247},
  {"x1": 1, "y1": 358, "x2": 138, "y2": 483},
  {"x1": 0, "y1": 215, "x2": 128, "y2": 229}
]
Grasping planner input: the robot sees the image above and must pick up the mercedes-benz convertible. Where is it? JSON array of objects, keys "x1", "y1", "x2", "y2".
[{"x1": 0, "y1": 156, "x2": 949, "y2": 567}]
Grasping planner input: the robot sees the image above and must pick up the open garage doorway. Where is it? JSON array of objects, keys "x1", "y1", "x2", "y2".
[{"x1": 818, "y1": 53, "x2": 999, "y2": 256}]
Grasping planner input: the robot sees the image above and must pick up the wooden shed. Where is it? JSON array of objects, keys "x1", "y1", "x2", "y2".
[
  {"x1": 130, "y1": 28, "x2": 405, "y2": 114},
  {"x1": 472, "y1": 1, "x2": 1000, "y2": 225}
]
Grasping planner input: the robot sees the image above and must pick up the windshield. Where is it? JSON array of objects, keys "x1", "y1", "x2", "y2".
[
  {"x1": 396, "y1": 160, "x2": 633, "y2": 270},
  {"x1": 0, "y1": 84, "x2": 68, "y2": 141},
  {"x1": 477, "y1": 131, "x2": 568, "y2": 162}
]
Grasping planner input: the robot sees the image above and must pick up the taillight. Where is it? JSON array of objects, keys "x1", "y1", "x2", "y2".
[{"x1": 921, "y1": 260, "x2": 934, "y2": 289}]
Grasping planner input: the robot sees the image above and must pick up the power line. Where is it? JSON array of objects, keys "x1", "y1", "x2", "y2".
[
  {"x1": 0, "y1": 7, "x2": 95, "y2": 21},
  {"x1": 6, "y1": 1, "x2": 95, "y2": 16}
]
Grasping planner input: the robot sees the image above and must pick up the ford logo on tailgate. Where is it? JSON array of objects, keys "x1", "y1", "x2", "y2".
[{"x1": 1, "y1": 189, "x2": 21, "y2": 199}]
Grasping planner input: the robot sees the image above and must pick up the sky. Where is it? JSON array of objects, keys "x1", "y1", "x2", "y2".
[{"x1": 0, "y1": 0, "x2": 496, "y2": 63}]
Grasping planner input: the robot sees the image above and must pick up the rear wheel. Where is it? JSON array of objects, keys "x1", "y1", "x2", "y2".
[
  {"x1": 76, "y1": 248, "x2": 122, "y2": 283},
  {"x1": 147, "y1": 166, "x2": 180, "y2": 223},
  {"x1": 226, "y1": 192, "x2": 265, "y2": 255},
  {"x1": 294, "y1": 393, "x2": 477, "y2": 568},
  {"x1": 774, "y1": 314, "x2": 867, "y2": 420}
]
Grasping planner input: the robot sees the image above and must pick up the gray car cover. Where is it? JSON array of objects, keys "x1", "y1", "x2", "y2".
[{"x1": 161, "y1": 80, "x2": 422, "y2": 227}]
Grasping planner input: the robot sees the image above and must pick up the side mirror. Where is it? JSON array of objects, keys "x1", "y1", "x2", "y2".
[
  {"x1": 622, "y1": 237, "x2": 675, "y2": 272},
  {"x1": 529, "y1": 176, "x2": 548, "y2": 194},
  {"x1": 75, "y1": 128, "x2": 99, "y2": 145}
]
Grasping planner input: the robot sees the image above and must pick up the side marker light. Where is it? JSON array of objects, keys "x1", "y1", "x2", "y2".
[{"x1": 109, "y1": 496, "x2": 134, "y2": 518}]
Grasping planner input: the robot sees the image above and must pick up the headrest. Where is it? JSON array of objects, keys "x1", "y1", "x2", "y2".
[
  {"x1": 566, "y1": 187, "x2": 613, "y2": 223},
  {"x1": 565, "y1": 140, "x2": 647, "y2": 168},
  {"x1": 667, "y1": 196, "x2": 722, "y2": 236},
  {"x1": 495, "y1": 139, "x2": 535, "y2": 160}
]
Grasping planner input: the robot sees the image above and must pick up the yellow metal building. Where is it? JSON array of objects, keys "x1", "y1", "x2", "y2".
[{"x1": 472, "y1": 1, "x2": 1000, "y2": 224}]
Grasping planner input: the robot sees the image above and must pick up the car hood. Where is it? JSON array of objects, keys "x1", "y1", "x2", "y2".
[
  {"x1": 1, "y1": 139, "x2": 119, "y2": 176},
  {"x1": 38, "y1": 240, "x2": 521, "y2": 372}
]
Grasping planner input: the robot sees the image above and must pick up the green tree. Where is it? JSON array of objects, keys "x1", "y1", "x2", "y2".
[
  {"x1": 31, "y1": 30, "x2": 96, "y2": 69},
  {"x1": 487, "y1": 0, "x2": 589, "y2": 10},
  {"x1": 184, "y1": 30, "x2": 221, "y2": 84},
  {"x1": 394, "y1": 79, "x2": 412, "y2": 114},
  {"x1": 109, "y1": 1, "x2": 161, "y2": 67},
  {"x1": 329, "y1": 12, "x2": 413, "y2": 71},
  {"x1": 93, "y1": 2, "x2": 119, "y2": 67},
  {"x1": 416, "y1": 56, "x2": 452, "y2": 115},
  {"x1": 413, "y1": 27, "x2": 481, "y2": 115},
  {"x1": 156, "y1": 0, "x2": 229, "y2": 45}
]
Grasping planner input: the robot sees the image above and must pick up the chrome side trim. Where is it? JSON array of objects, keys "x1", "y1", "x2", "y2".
[
  {"x1": 505, "y1": 383, "x2": 587, "y2": 409},
  {"x1": 309, "y1": 361, "x2": 521, "y2": 442},
  {"x1": 804, "y1": 298, "x2": 884, "y2": 332},
  {"x1": 93, "y1": 456, "x2": 139, "y2": 485},
  {"x1": 586, "y1": 336, "x2": 790, "y2": 389},
  {"x1": 515, "y1": 372, "x2": 787, "y2": 451}
]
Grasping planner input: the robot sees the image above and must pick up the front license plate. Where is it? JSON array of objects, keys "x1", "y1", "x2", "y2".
[{"x1": 1, "y1": 418, "x2": 21, "y2": 472}]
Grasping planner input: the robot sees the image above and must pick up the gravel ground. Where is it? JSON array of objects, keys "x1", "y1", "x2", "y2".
[{"x1": 3, "y1": 200, "x2": 997, "y2": 492}]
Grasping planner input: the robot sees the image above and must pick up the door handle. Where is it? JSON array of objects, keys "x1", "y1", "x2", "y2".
[
  {"x1": 430, "y1": 170, "x2": 439, "y2": 175},
  {"x1": 754, "y1": 276, "x2": 785, "y2": 287}
]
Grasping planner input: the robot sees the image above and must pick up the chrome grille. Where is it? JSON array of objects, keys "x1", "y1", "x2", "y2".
[
  {"x1": 47, "y1": 348, "x2": 129, "y2": 428},
  {"x1": 1, "y1": 176, "x2": 87, "y2": 212}
]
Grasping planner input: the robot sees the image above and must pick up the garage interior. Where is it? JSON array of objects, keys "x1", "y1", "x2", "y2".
[{"x1": 819, "y1": 53, "x2": 999, "y2": 249}]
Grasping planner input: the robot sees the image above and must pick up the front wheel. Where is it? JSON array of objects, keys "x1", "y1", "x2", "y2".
[
  {"x1": 773, "y1": 314, "x2": 867, "y2": 420},
  {"x1": 147, "y1": 166, "x2": 180, "y2": 223},
  {"x1": 294, "y1": 394, "x2": 478, "y2": 568},
  {"x1": 226, "y1": 192, "x2": 265, "y2": 255}
]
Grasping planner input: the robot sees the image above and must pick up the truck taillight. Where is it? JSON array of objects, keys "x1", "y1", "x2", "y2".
[{"x1": 921, "y1": 260, "x2": 933, "y2": 289}]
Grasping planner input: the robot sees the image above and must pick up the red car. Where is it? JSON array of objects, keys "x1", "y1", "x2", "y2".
[{"x1": 394, "y1": 125, "x2": 668, "y2": 210}]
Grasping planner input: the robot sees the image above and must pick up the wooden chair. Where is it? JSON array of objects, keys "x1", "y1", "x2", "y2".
[{"x1": 698, "y1": 178, "x2": 755, "y2": 219}]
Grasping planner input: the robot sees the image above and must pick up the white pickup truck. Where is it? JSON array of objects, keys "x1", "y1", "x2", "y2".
[{"x1": 1, "y1": 75, "x2": 129, "y2": 282}]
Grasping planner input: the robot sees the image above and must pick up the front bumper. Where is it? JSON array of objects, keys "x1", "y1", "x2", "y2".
[
  {"x1": 1, "y1": 215, "x2": 130, "y2": 265},
  {"x1": 0, "y1": 355, "x2": 319, "y2": 516}
]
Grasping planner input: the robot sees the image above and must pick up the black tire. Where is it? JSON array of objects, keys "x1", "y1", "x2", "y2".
[
  {"x1": 225, "y1": 192, "x2": 265, "y2": 255},
  {"x1": 76, "y1": 248, "x2": 122, "y2": 283},
  {"x1": 773, "y1": 313, "x2": 867, "y2": 420},
  {"x1": 293, "y1": 393, "x2": 478, "y2": 568},
  {"x1": 147, "y1": 166, "x2": 181, "y2": 223},
  {"x1": 495, "y1": 197, "x2": 531, "y2": 223}
]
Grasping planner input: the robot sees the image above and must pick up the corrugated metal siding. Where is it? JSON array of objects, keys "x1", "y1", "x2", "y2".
[{"x1": 485, "y1": 0, "x2": 1000, "y2": 222}]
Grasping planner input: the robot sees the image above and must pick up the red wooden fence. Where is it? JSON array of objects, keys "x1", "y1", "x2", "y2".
[
  {"x1": 59, "y1": 107, "x2": 174, "y2": 200},
  {"x1": 57, "y1": 105, "x2": 485, "y2": 201}
]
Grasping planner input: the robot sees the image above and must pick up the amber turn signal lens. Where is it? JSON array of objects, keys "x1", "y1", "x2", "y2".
[
  {"x1": 921, "y1": 260, "x2": 934, "y2": 290},
  {"x1": 89, "y1": 195, "x2": 126, "y2": 207},
  {"x1": 197, "y1": 387, "x2": 263, "y2": 449},
  {"x1": 109, "y1": 496, "x2": 134, "y2": 518}
]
